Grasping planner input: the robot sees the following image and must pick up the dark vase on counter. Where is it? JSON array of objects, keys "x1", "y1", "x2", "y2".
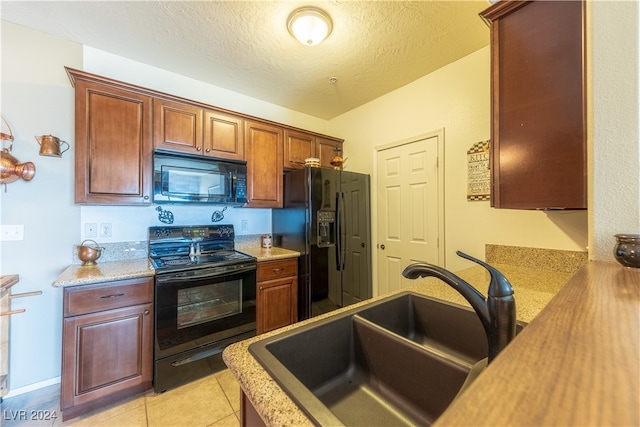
[{"x1": 613, "y1": 234, "x2": 640, "y2": 268}]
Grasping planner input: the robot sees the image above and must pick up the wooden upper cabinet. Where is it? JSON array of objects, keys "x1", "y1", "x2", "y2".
[
  {"x1": 204, "y1": 110, "x2": 245, "y2": 161},
  {"x1": 69, "y1": 69, "x2": 153, "y2": 205},
  {"x1": 68, "y1": 68, "x2": 343, "y2": 207},
  {"x1": 284, "y1": 129, "x2": 315, "y2": 170},
  {"x1": 480, "y1": 0, "x2": 586, "y2": 209},
  {"x1": 316, "y1": 137, "x2": 343, "y2": 168},
  {"x1": 245, "y1": 120, "x2": 283, "y2": 208},
  {"x1": 154, "y1": 100, "x2": 245, "y2": 160},
  {"x1": 153, "y1": 98, "x2": 203, "y2": 155}
]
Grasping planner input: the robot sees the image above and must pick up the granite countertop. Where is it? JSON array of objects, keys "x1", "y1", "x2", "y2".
[
  {"x1": 51, "y1": 246, "x2": 299, "y2": 287},
  {"x1": 223, "y1": 263, "x2": 575, "y2": 426},
  {"x1": 52, "y1": 258, "x2": 154, "y2": 288},
  {"x1": 238, "y1": 247, "x2": 300, "y2": 262}
]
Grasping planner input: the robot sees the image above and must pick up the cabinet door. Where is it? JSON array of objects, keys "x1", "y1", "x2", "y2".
[
  {"x1": 316, "y1": 137, "x2": 343, "y2": 168},
  {"x1": 245, "y1": 120, "x2": 283, "y2": 208},
  {"x1": 61, "y1": 303, "x2": 153, "y2": 418},
  {"x1": 284, "y1": 130, "x2": 315, "y2": 170},
  {"x1": 204, "y1": 110, "x2": 245, "y2": 160},
  {"x1": 257, "y1": 276, "x2": 298, "y2": 334},
  {"x1": 482, "y1": 0, "x2": 586, "y2": 209},
  {"x1": 153, "y1": 99, "x2": 203, "y2": 155},
  {"x1": 74, "y1": 79, "x2": 153, "y2": 204}
]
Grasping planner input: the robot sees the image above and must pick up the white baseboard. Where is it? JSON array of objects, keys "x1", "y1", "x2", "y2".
[{"x1": 4, "y1": 377, "x2": 61, "y2": 398}]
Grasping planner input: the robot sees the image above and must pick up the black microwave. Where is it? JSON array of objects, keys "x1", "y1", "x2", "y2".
[{"x1": 153, "y1": 151, "x2": 248, "y2": 205}]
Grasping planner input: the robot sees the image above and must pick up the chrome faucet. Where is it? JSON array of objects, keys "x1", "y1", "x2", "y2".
[{"x1": 402, "y1": 251, "x2": 516, "y2": 363}]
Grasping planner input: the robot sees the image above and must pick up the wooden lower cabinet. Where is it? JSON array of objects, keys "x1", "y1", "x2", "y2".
[
  {"x1": 256, "y1": 258, "x2": 298, "y2": 335},
  {"x1": 61, "y1": 277, "x2": 153, "y2": 421},
  {"x1": 241, "y1": 391, "x2": 267, "y2": 427}
]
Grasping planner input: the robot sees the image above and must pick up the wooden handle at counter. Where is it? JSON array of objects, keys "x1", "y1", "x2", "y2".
[
  {"x1": 0, "y1": 309, "x2": 26, "y2": 316},
  {"x1": 9, "y1": 290, "x2": 42, "y2": 299}
]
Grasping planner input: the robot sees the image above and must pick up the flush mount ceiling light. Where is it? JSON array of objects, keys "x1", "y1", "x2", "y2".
[{"x1": 287, "y1": 6, "x2": 333, "y2": 46}]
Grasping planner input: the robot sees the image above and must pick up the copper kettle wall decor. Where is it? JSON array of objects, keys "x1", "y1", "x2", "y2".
[
  {"x1": 0, "y1": 115, "x2": 36, "y2": 188},
  {"x1": 35, "y1": 135, "x2": 69, "y2": 157}
]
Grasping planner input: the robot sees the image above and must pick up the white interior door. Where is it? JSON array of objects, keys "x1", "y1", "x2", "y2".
[{"x1": 376, "y1": 133, "x2": 443, "y2": 295}]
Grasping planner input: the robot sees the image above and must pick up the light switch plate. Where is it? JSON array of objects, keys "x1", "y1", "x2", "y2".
[
  {"x1": 84, "y1": 223, "x2": 97, "y2": 238},
  {"x1": 0, "y1": 225, "x2": 24, "y2": 241}
]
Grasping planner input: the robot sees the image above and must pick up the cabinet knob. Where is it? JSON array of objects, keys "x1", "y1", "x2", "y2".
[
  {"x1": 205, "y1": 148, "x2": 211, "y2": 152},
  {"x1": 259, "y1": 286, "x2": 263, "y2": 291},
  {"x1": 144, "y1": 310, "x2": 150, "y2": 315},
  {"x1": 196, "y1": 147, "x2": 202, "y2": 151},
  {"x1": 143, "y1": 195, "x2": 150, "y2": 200}
]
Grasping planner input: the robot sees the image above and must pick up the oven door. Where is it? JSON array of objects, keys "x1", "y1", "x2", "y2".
[{"x1": 153, "y1": 262, "x2": 256, "y2": 391}]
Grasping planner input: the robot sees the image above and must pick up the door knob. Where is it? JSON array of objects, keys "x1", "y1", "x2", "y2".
[{"x1": 380, "y1": 244, "x2": 385, "y2": 250}]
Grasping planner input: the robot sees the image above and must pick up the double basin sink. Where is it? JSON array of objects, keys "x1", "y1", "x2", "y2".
[{"x1": 249, "y1": 292, "x2": 525, "y2": 426}]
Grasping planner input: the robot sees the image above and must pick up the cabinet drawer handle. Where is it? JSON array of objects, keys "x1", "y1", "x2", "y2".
[
  {"x1": 99, "y1": 293, "x2": 125, "y2": 299},
  {"x1": 272, "y1": 268, "x2": 284, "y2": 273}
]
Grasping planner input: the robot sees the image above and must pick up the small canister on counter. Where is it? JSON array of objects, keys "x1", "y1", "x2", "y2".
[{"x1": 261, "y1": 234, "x2": 272, "y2": 249}]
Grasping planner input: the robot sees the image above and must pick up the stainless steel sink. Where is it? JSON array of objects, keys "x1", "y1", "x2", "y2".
[{"x1": 249, "y1": 292, "x2": 525, "y2": 426}]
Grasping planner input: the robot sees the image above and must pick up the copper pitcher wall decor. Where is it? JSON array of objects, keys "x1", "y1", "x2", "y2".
[{"x1": 35, "y1": 135, "x2": 69, "y2": 157}]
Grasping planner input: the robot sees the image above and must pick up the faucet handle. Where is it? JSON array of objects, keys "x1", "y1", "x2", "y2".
[{"x1": 456, "y1": 251, "x2": 514, "y2": 297}]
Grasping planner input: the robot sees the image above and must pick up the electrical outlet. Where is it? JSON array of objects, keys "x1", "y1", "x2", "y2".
[
  {"x1": 0, "y1": 225, "x2": 24, "y2": 241},
  {"x1": 100, "y1": 223, "x2": 112, "y2": 237},
  {"x1": 241, "y1": 220, "x2": 249, "y2": 231},
  {"x1": 84, "y1": 223, "x2": 97, "y2": 238}
]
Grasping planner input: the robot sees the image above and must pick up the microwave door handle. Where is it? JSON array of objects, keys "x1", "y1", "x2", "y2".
[{"x1": 230, "y1": 171, "x2": 236, "y2": 196}]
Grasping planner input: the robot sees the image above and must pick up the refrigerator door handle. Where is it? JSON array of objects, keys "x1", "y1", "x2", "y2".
[
  {"x1": 335, "y1": 191, "x2": 341, "y2": 271},
  {"x1": 337, "y1": 191, "x2": 346, "y2": 271}
]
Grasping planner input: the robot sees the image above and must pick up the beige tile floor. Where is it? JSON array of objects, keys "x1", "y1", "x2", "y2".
[{"x1": 1, "y1": 370, "x2": 241, "y2": 427}]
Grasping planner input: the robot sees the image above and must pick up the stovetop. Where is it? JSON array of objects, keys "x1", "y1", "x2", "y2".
[
  {"x1": 149, "y1": 251, "x2": 255, "y2": 271},
  {"x1": 148, "y1": 224, "x2": 255, "y2": 273}
]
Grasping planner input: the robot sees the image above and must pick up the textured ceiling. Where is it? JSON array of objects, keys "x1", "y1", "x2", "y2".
[{"x1": 1, "y1": 1, "x2": 491, "y2": 119}]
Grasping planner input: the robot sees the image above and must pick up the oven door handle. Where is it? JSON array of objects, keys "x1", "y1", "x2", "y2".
[
  {"x1": 155, "y1": 263, "x2": 257, "y2": 284},
  {"x1": 171, "y1": 346, "x2": 224, "y2": 367}
]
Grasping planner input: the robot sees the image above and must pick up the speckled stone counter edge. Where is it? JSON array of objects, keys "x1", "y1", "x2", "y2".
[{"x1": 486, "y1": 244, "x2": 587, "y2": 273}]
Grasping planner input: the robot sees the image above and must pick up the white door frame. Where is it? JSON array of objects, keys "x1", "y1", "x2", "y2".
[{"x1": 371, "y1": 128, "x2": 446, "y2": 297}]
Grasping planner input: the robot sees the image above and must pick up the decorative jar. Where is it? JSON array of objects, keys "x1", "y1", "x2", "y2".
[{"x1": 613, "y1": 234, "x2": 640, "y2": 268}]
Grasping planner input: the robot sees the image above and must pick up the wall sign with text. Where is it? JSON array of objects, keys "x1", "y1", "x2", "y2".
[{"x1": 467, "y1": 140, "x2": 490, "y2": 201}]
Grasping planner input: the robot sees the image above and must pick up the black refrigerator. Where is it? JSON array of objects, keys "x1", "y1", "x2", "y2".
[{"x1": 272, "y1": 167, "x2": 372, "y2": 320}]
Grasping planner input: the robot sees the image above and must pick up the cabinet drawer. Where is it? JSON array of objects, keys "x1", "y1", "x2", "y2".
[
  {"x1": 257, "y1": 258, "x2": 297, "y2": 282},
  {"x1": 64, "y1": 277, "x2": 153, "y2": 317}
]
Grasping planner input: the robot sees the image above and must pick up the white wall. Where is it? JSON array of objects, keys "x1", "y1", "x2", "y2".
[
  {"x1": 329, "y1": 47, "x2": 589, "y2": 273},
  {"x1": 589, "y1": 0, "x2": 640, "y2": 261},
  {"x1": 1, "y1": 22, "x2": 82, "y2": 393},
  {"x1": 82, "y1": 47, "x2": 329, "y2": 135}
]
